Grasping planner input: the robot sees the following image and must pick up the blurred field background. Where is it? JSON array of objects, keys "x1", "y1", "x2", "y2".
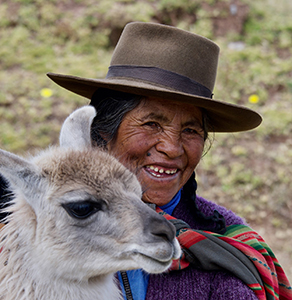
[{"x1": 0, "y1": 0, "x2": 291, "y2": 281}]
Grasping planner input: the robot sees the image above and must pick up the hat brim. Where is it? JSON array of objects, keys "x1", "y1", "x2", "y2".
[{"x1": 47, "y1": 72, "x2": 262, "y2": 132}]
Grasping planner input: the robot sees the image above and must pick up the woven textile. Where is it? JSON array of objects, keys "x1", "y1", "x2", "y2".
[{"x1": 157, "y1": 207, "x2": 292, "y2": 300}]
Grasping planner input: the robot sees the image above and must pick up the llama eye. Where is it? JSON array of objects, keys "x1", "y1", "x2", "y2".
[{"x1": 62, "y1": 201, "x2": 102, "y2": 219}]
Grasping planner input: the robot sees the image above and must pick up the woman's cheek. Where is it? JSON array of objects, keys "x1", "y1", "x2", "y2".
[
  {"x1": 188, "y1": 142, "x2": 204, "y2": 168},
  {"x1": 117, "y1": 135, "x2": 153, "y2": 169}
]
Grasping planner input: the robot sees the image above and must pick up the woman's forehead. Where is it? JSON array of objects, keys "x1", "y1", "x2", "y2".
[{"x1": 133, "y1": 97, "x2": 203, "y2": 122}]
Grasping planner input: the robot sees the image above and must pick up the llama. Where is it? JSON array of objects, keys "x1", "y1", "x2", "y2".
[{"x1": 0, "y1": 106, "x2": 181, "y2": 300}]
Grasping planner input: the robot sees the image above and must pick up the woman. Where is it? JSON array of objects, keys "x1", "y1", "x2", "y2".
[{"x1": 3, "y1": 22, "x2": 291, "y2": 299}]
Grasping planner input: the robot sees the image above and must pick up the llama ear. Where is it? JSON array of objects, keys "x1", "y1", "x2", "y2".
[
  {"x1": 59, "y1": 105, "x2": 97, "y2": 150},
  {"x1": 0, "y1": 149, "x2": 43, "y2": 203}
]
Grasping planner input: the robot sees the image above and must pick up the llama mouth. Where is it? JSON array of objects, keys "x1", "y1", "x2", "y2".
[
  {"x1": 145, "y1": 165, "x2": 178, "y2": 178},
  {"x1": 133, "y1": 252, "x2": 172, "y2": 273},
  {"x1": 129, "y1": 246, "x2": 175, "y2": 264},
  {"x1": 132, "y1": 250, "x2": 173, "y2": 268}
]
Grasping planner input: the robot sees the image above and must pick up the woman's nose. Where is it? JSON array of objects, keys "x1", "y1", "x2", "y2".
[{"x1": 155, "y1": 133, "x2": 184, "y2": 158}]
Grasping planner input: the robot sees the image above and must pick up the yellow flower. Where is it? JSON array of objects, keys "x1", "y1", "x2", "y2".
[
  {"x1": 248, "y1": 94, "x2": 259, "y2": 104},
  {"x1": 40, "y1": 88, "x2": 53, "y2": 98}
]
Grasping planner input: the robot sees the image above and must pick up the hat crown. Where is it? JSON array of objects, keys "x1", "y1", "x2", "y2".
[
  {"x1": 47, "y1": 22, "x2": 262, "y2": 133},
  {"x1": 110, "y1": 22, "x2": 220, "y2": 92}
]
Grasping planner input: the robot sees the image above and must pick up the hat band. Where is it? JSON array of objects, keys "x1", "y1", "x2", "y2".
[{"x1": 106, "y1": 65, "x2": 213, "y2": 98}]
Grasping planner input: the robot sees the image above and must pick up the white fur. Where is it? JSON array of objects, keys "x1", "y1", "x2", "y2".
[{"x1": 0, "y1": 106, "x2": 181, "y2": 300}]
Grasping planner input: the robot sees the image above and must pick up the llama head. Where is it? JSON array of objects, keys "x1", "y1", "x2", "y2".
[{"x1": 0, "y1": 106, "x2": 181, "y2": 283}]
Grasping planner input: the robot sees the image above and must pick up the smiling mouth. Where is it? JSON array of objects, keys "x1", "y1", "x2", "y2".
[{"x1": 145, "y1": 165, "x2": 178, "y2": 178}]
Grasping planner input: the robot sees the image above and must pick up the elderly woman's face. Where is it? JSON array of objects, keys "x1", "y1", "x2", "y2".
[{"x1": 108, "y1": 97, "x2": 205, "y2": 206}]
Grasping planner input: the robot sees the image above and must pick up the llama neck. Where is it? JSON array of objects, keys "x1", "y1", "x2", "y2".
[
  {"x1": 0, "y1": 207, "x2": 122, "y2": 300},
  {"x1": 1, "y1": 242, "x2": 121, "y2": 300},
  {"x1": 33, "y1": 275, "x2": 122, "y2": 300}
]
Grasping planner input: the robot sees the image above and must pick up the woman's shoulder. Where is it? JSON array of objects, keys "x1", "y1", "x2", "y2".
[
  {"x1": 209, "y1": 271, "x2": 259, "y2": 300},
  {"x1": 196, "y1": 195, "x2": 247, "y2": 226}
]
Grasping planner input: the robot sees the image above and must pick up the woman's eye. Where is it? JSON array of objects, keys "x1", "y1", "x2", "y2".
[
  {"x1": 183, "y1": 128, "x2": 204, "y2": 138},
  {"x1": 183, "y1": 128, "x2": 198, "y2": 134},
  {"x1": 144, "y1": 121, "x2": 158, "y2": 127},
  {"x1": 62, "y1": 201, "x2": 102, "y2": 219},
  {"x1": 143, "y1": 121, "x2": 161, "y2": 130}
]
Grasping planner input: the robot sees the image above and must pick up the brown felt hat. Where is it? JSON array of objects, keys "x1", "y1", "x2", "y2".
[{"x1": 47, "y1": 22, "x2": 262, "y2": 132}]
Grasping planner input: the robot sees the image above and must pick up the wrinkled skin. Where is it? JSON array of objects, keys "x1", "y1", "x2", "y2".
[{"x1": 109, "y1": 97, "x2": 205, "y2": 206}]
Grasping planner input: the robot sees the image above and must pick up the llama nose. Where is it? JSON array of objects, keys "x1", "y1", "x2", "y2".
[{"x1": 147, "y1": 215, "x2": 176, "y2": 242}]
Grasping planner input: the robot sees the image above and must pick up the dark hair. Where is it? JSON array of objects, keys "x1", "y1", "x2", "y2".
[
  {"x1": 182, "y1": 172, "x2": 226, "y2": 234},
  {"x1": 90, "y1": 88, "x2": 142, "y2": 148},
  {"x1": 0, "y1": 175, "x2": 13, "y2": 224}
]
